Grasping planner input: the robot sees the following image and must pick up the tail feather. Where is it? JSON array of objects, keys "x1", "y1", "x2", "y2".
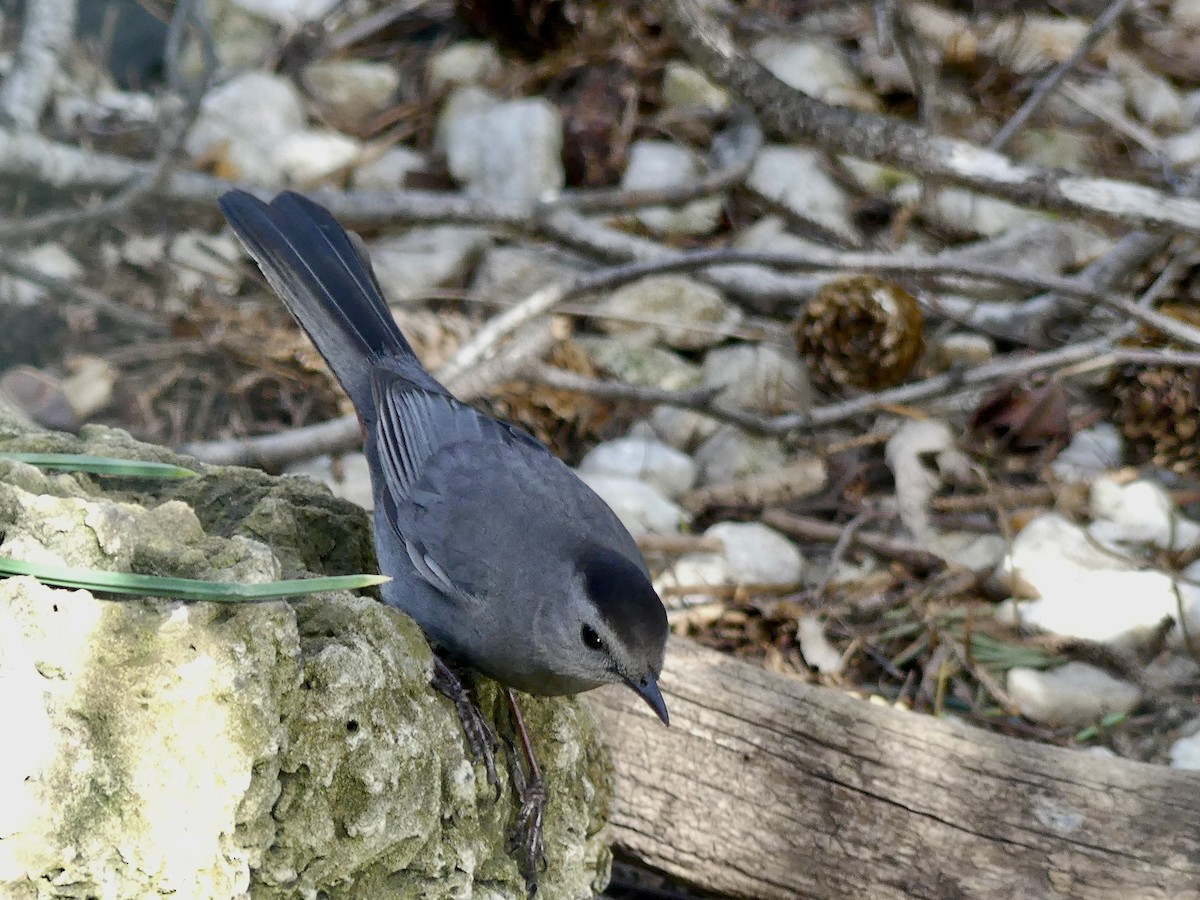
[{"x1": 219, "y1": 189, "x2": 442, "y2": 412}]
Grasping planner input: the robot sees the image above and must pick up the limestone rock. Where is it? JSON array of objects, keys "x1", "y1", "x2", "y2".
[{"x1": 0, "y1": 420, "x2": 613, "y2": 899}]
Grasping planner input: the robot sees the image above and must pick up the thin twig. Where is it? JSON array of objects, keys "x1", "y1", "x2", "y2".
[
  {"x1": 763, "y1": 333, "x2": 1114, "y2": 433},
  {"x1": 815, "y1": 510, "x2": 882, "y2": 598},
  {"x1": 989, "y1": 0, "x2": 1133, "y2": 152},
  {"x1": 527, "y1": 364, "x2": 723, "y2": 411},
  {"x1": 876, "y1": 0, "x2": 941, "y2": 135},
  {"x1": 1059, "y1": 80, "x2": 1163, "y2": 156},
  {"x1": 761, "y1": 509, "x2": 945, "y2": 573}
]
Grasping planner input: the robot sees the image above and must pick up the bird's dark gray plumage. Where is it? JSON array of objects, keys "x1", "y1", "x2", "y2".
[{"x1": 218, "y1": 189, "x2": 669, "y2": 724}]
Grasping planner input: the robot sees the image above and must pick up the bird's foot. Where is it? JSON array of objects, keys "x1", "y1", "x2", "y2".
[
  {"x1": 503, "y1": 689, "x2": 548, "y2": 896},
  {"x1": 506, "y1": 744, "x2": 547, "y2": 896},
  {"x1": 431, "y1": 655, "x2": 499, "y2": 794},
  {"x1": 508, "y1": 768, "x2": 547, "y2": 897}
]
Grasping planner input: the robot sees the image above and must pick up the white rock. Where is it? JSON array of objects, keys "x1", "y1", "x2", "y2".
[
  {"x1": 273, "y1": 129, "x2": 362, "y2": 185},
  {"x1": 752, "y1": 37, "x2": 877, "y2": 110},
  {"x1": 1045, "y1": 76, "x2": 1126, "y2": 130},
  {"x1": 189, "y1": 2, "x2": 275, "y2": 74},
  {"x1": 1143, "y1": 654, "x2": 1200, "y2": 694},
  {"x1": 121, "y1": 234, "x2": 166, "y2": 269},
  {"x1": 693, "y1": 426, "x2": 787, "y2": 487},
  {"x1": 0, "y1": 245, "x2": 82, "y2": 305},
  {"x1": 595, "y1": 275, "x2": 738, "y2": 351},
  {"x1": 61, "y1": 356, "x2": 115, "y2": 420},
  {"x1": 286, "y1": 453, "x2": 374, "y2": 511},
  {"x1": 998, "y1": 513, "x2": 1134, "y2": 598},
  {"x1": 1165, "y1": 126, "x2": 1200, "y2": 167},
  {"x1": 711, "y1": 217, "x2": 830, "y2": 297},
  {"x1": 932, "y1": 332, "x2": 995, "y2": 369},
  {"x1": 1050, "y1": 424, "x2": 1123, "y2": 483},
  {"x1": 925, "y1": 532, "x2": 1007, "y2": 570},
  {"x1": 933, "y1": 219, "x2": 1106, "y2": 300},
  {"x1": 1123, "y1": 66, "x2": 1186, "y2": 129},
  {"x1": 1170, "y1": 726, "x2": 1200, "y2": 770},
  {"x1": 733, "y1": 215, "x2": 830, "y2": 255},
  {"x1": 427, "y1": 41, "x2": 503, "y2": 92},
  {"x1": 620, "y1": 141, "x2": 723, "y2": 236},
  {"x1": 894, "y1": 184, "x2": 1038, "y2": 237},
  {"x1": 579, "y1": 437, "x2": 696, "y2": 500},
  {"x1": 351, "y1": 146, "x2": 427, "y2": 191},
  {"x1": 978, "y1": 16, "x2": 1090, "y2": 74},
  {"x1": 305, "y1": 60, "x2": 400, "y2": 122},
  {"x1": 1172, "y1": 0, "x2": 1200, "y2": 28},
  {"x1": 1007, "y1": 662, "x2": 1141, "y2": 728},
  {"x1": 1184, "y1": 88, "x2": 1200, "y2": 124},
  {"x1": 661, "y1": 61, "x2": 729, "y2": 112},
  {"x1": 1088, "y1": 476, "x2": 1200, "y2": 551},
  {"x1": 185, "y1": 72, "x2": 305, "y2": 186},
  {"x1": 746, "y1": 146, "x2": 853, "y2": 239},
  {"x1": 439, "y1": 87, "x2": 564, "y2": 202},
  {"x1": 368, "y1": 227, "x2": 491, "y2": 303},
  {"x1": 1016, "y1": 568, "x2": 1200, "y2": 646},
  {"x1": 654, "y1": 552, "x2": 733, "y2": 606},
  {"x1": 170, "y1": 232, "x2": 242, "y2": 296},
  {"x1": 580, "y1": 336, "x2": 702, "y2": 391},
  {"x1": 706, "y1": 521, "x2": 804, "y2": 584},
  {"x1": 702, "y1": 343, "x2": 812, "y2": 415},
  {"x1": 797, "y1": 616, "x2": 842, "y2": 674},
  {"x1": 575, "y1": 472, "x2": 687, "y2": 536},
  {"x1": 648, "y1": 405, "x2": 720, "y2": 452},
  {"x1": 471, "y1": 245, "x2": 581, "y2": 301},
  {"x1": 1012, "y1": 129, "x2": 1096, "y2": 174},
  {"x1": 230, "y1": 0, "x2": 340, "y2": 25}
]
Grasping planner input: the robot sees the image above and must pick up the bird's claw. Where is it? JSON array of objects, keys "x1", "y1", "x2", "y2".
[
  {"x1": 431, "y1": 656, "x2": 500, "y2": 794},
  {"x1": 506, "y1": 742, "x2": 547, "y2": 896}
]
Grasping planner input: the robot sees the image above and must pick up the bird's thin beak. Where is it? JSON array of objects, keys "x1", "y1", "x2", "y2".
[{"x1": 625, "y1": 671, "x2": 669, "y2": 725}]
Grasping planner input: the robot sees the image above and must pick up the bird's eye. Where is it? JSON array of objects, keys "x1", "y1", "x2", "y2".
[{"x1": 581, "y1": 624, "x2": 603, "y2": 650}]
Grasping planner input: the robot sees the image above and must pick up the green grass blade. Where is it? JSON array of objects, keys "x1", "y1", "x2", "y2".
[
  {"x1": 0, "y1": 452, "x2": 199, "y2": 479},
  {"x1": 0, "y1": 555, "x2": 388, "y2": 602}
]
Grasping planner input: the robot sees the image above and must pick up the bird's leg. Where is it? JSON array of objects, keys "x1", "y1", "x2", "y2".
[
  {"x1": 504, "y1": 687, "x2": 547, "y2": 896},
  {"x1": 430, "y1": 655, "x2": 499, "y2": 793}
]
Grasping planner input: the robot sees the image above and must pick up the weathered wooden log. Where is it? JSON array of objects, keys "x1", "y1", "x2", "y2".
[{"x1": 589, "y1": 638, "x2": 1200, "y2": 899}]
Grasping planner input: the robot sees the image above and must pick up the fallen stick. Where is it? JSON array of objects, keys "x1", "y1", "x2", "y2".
[{"x1": 589, "y1": 637, "x2": 1200, "y2": 899}]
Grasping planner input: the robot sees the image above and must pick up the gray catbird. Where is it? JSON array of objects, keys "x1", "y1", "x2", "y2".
[{"x1": 219, "y1": 189, "x2": 669, "y2": 887}]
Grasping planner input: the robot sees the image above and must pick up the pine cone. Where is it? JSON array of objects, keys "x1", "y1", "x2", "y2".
[
  {"x1": 1110, "y1": 305, "x2": 1200, "y2": 473},
  {"x1": 795, "y1": 275, "x2": 924, "y2": 391}
]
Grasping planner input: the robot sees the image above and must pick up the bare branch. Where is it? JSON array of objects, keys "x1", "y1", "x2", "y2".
[
  {"x1": 0, "y1": 0, "x2": 78, "y2": 130},
  {"x1": 659, "y1": 0, "x2": 1200, "y2": 236},
  {"x1": 0, "y1": 0, "x2": 219, "y2": 242},
  {"x1": 989, "y1": 0, "x2": 1134, "y2": 152},
  {"x1": 554, "y1": 112, "x2": 762, "y2": 214},
  {"x1": 179, "y1": 415, "x2": 361, "y2": 469},
  {"x1": 0, "y1": 253, "x2": 169, "y2": 334}
]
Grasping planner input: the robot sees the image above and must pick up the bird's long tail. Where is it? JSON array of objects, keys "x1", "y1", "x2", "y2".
[{"x1": 219, "y1": 189, "x2": 444, "y2": 413}]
